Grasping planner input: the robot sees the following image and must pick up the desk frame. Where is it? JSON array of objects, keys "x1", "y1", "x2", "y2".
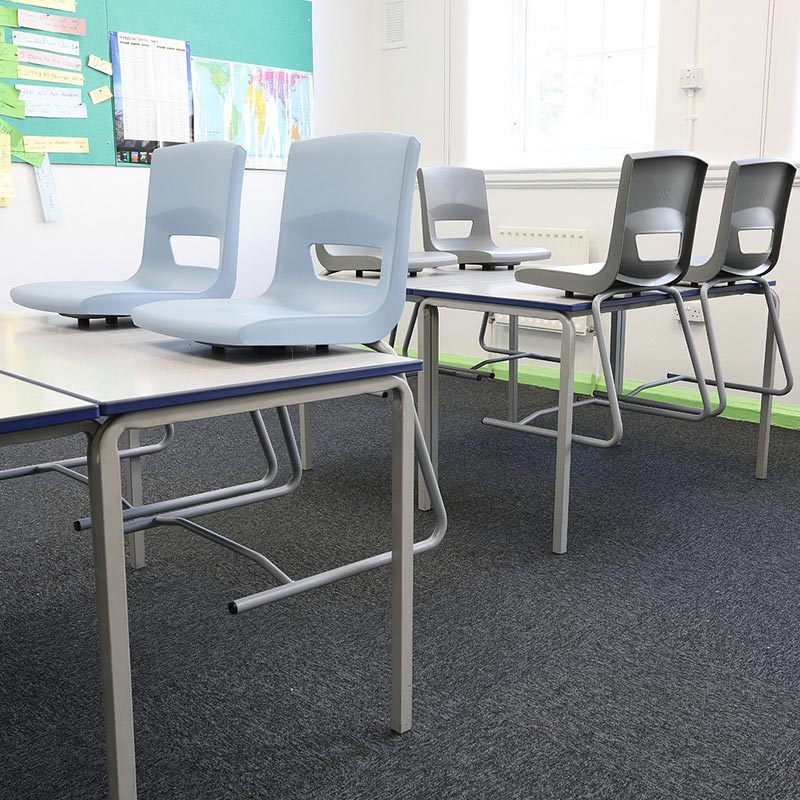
[{"x1": 413, "y1": 282, "x2": 777, "y2": 556}]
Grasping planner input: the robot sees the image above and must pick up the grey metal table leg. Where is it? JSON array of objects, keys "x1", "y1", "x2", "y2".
[
  {"x1": 553, "y1": 317, "x2": 577, "y2": 554},
  {"x1": 609, "y1": 310, "x2": 627, "y2": 393},
  {"x1": 121, "y1": 429, "x2": 145, "y2": 570},
  {"x1": 418, "y1": 303, "x2": 439, "y2": 512},
  {"x1": 756, "y1": 293, "x2": 779, "y2": 479},
  {"x1": 299, "y1": 403, "x2": 313, "y2": 471},
  {"x1": 608, "y1": 310, "x2": 626, "y2": 442},
  {"x1": 508, "y1": 314, "x2": 519, "y2": 421},
  {"x1": 390, "y1": 383, "x2": 414, "y2": 734},
  {"x1": 87, "y1": 425, "x2": 137, "y2": 800}
]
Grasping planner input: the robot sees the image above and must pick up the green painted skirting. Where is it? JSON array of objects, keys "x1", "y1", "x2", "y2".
[{"x1": 406, "y1": 349, "x2": 800, "y2": 430}]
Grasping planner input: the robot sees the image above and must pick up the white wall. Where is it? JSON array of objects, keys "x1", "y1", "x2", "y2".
[{"x1": 378, "y1": 0, "x2": 800, "y2": 404}]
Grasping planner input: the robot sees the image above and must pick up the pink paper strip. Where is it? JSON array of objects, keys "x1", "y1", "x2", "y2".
[
  {"x1": 17, "y1": 8, "x2": 86, "y2": 37},
  {"x1": 18, "y1": 47, "x2": 82, "y2": 72}
]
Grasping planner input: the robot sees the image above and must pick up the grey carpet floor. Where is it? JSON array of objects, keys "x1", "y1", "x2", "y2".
[{"x1": 1, "y1": 376, "x2": 798, "y2": 800}]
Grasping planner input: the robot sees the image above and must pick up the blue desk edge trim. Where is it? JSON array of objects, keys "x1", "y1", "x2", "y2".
[
  {"x1": 0, "y1": 406, "x2": 99, "y2": 435},
  {"x1": 407, "y1": 280, "x2": 773, "y2": 311},
  {"x1": 98, "y1": 359, "x2": 423, "y2": 416}
]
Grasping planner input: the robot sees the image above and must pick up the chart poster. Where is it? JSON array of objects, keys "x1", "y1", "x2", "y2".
[
  {"x1": 191, "y1": 56, "x2": 313, "y2": 170},
  {"x1": 110, "y1": 31, "x2": 193, "y2": 165}
]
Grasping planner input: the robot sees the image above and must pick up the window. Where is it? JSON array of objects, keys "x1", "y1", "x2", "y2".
[{"x1": 465, "y1": 0, "x2": 660, "y2": 169}]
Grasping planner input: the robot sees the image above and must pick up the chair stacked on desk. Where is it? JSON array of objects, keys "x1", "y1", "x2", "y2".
[{"x1": 488, "y1": 150, "x2": 712, "y2": 445}]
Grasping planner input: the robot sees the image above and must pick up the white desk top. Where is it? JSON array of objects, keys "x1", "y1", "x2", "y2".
[
  {"x1": 400, "y1": 266, "x2": 768, "y2": 313},
  {"x1": 0, "y1": 372, "x2": 98, "y2": 434},
  {"x1": 0, "y1": 313, "x2": 421, "y2": 415}
]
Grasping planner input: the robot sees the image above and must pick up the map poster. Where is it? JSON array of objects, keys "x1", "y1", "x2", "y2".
[
  {"x1": 110, "y1": 32, "x2": 193, "y2": 165},
  {"x1": 191, "y1": 56, "x2": 313, "y2": 170}
]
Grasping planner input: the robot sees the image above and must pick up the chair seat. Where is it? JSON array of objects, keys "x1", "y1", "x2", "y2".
[
  {"x1": 446, "y1": 245, "x2": 551, "y2": 265},
  {"x1": 132, "y1": 295, "x2": 393, "y2": 347},
  {"x1": 515, "y1": 262, "x2": 606, "y2": 292},
  {"x1": 11, "y1": 273, "x2": 222, "y2": 317},
  {"x1": 408, "y1": 251, "x2": 459, "y2": 271}
]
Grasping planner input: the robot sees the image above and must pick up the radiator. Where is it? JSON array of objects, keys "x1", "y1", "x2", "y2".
[{"x1": 494, "y1": 227, "x2": 592, "y2": 334}]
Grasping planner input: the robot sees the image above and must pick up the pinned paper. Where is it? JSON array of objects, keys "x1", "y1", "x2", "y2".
[
  {"x1": 89, "y1": 85, "x2": 112, "y2": 104},
  {"x1": 34, "y1": 154, "x2": 61, "y2": 221},
  {"x1": 0, "y1": 99, "x2": 25, "y2": 118},
  {"x1": 0, "y1": 61, "x2": 17, "y2": 79},
  {"x1": 0, "y1": 6, "x2": 19, "y2": 28},
  {"x1": 12, "y1": 148, "x2": 44, "y2": 167},
  {"x1": 0, "y1": 197, "x2": 11, "y2": 207},
  {"x1": 0, "y1": 42, "x2": 18, "y2": 61},
  {"x1": 0, "y1": 118, "x2": 23, "y2": 149},
  {"x1": 19, "y1": 0, "x2": 76, "y2": 12},
  {"x1": 22, "y1": 134, "x2": 89, "y2": 153},
  {"x1": 0, "y1": 136, "x2": 15, "y2": 199},
  {"x1": 0, "y1": 82, "x2": 20, "y2": 106},
  {"x1": 88, "y1": 53, "x2": 113, "y2": 76},
  {"x1": 16, "y1": 9, "x2": 85, "y2": 36},
  {"x1": 17, "y1": 64, "x2": 84, "y2": 85},
  {"x1": 18, "y1": 46, "x2": 81, "y2": 72},
  {"x1": 12, "y1": 30, "x2": 80, "y2": 57}
]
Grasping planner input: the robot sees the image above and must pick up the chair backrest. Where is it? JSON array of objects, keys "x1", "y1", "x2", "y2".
[
  {"x1": 705, "y1": 158, "x2": 795, "y2": 279},
  {"x1": 602, "y1": 151, "x2": 707, "y2": 288},
  {"x1": 417, "y1": 166, "x2": 495, "y2": 253},
  {"x1": 265, "y1": 132, "x2": 421, "y2": 339},
  {"x1": 135, "y1": 141, "x2": 247, "y2": 295}
]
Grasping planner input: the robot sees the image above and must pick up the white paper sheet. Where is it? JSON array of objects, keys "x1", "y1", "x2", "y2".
[
  {"x1": 12, "y1": 30, "x2": 80, "y2": 57},
  {"x1": 34, "y1": 155, "x2": 62, "y2": 222}
]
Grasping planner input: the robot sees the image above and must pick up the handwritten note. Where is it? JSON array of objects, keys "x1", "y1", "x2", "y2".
[
  {"x1": 0, "y1": 119, "x2": 23, "y2": 150},
  {"x1": 89, "y1": 85, "x2": 112, "y2": 104},
  {"x1": 23, "y1": 135, "x2": 89, "y2": 153},
  {"x1": 18, "y1": 46, "x2": 82, "y2": 72},
  {"x1": 0, "y1": 6, "x2": 19, "y2": 28},
  {"x1": 12, "y1": 30, "x2": 80, "y2": 57},
  {"x1": 88, "y1": 53, "x2": 113, "y2": 76},
  {"x1": 17, "y1": 64, "x2": 84, "y2": 85},
  {"x1": 0, "y1": 99, "x2": 25, "y2": 118},
  {"x1": 12, "y1": 148, "x2": 44, "y2": 167},
  {"x1": 16, "y1": 9, "x2": 86, "y2": 36},
  {"x1": 0, "y1": 61, "x2": 17, "y2": 80},
  {"x1": 0, "y1": 138, "x2": 15, "y2": 197},
  {"x1": 0, "y1": 83, "x2": 20, "y2": 106},
  {"x1": 0, "y1": 42, "x2": 18, "y2": 61},
  {"x1": 35, "y1": 154, "x2": 61, "y2": 221}
]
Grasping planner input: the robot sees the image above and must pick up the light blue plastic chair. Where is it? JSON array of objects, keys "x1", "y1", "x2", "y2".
[
  {"x1": 133, "y1": 132, "x2": 421, "y2": 347},
  {"x1": 11, "y1": 141, "x2": 247, "y2": 325}
]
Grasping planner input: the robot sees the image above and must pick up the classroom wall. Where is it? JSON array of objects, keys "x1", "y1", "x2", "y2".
[{"x1": 381, "y1": 0, "x2": 800, "y2": 405}]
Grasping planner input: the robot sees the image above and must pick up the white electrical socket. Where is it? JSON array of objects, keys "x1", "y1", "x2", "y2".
[
  {"x1": 675, "y1": 301, "x2": 704, "y2": 323},
  {"x1": 680, "y1": 67, "x2": 703, "y2": 89}
]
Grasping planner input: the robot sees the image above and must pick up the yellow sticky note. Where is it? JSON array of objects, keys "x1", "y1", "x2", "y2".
[
  {"x1": 0, "y1": 133, "x2": 10, "y2": 172},
  {"x1": 89, "y1": 85, "x2": 112, "y2": 104},
  {"x1": 17, "y1": 64, "x2": 84, "y2": 85},
  {"x1": 87, "y1": 54, "x2": 113, "y2": 76},
  {"x1": 0, "y1": 196, "x2": 12, "y2": 207},
  {"x1": 0, "y1": 172, "x2": 15, "y2": 196},
  {"x1": 23, "y1": 135, "x2": 89, "y2": 153}
]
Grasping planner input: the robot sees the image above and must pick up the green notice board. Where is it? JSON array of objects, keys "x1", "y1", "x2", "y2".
[
  {"x1": 106, "y1": 0, "x2": 313, "y2": 74},
  {"x1": 0, "y1": 0, "x2": 312, "y2": 166},
  {"x1": 1, "y1": 0, "x2": 115, "y2": 165}
]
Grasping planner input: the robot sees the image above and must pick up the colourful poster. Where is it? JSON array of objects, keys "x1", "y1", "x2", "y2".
[{"x1": 192, "y1": 56, "x2": 313, "y2": 170}]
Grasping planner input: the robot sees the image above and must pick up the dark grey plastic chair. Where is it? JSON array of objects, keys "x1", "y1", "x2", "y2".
[
  {"x1": 661, "y1": 158, "x2": 795, "y2": 413},
  {"x1": 495, "y1": 151, "x2": 712, "y2": 445},
  {"x1": 12, "y1": 141, "x2": 247, "y2": 326}
]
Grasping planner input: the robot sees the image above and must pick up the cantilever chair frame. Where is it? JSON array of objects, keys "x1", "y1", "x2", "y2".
[
  {"x1": 635, "y1": 159, "x2": 795, "y2": 411},
  {"x1": 484, "y1": 150, "x2": 719, "y2": 442}
]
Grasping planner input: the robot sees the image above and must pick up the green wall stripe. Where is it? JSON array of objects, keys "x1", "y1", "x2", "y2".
[{"x1": 406, "y1": 349, "x2": 800, "y2": 430}]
